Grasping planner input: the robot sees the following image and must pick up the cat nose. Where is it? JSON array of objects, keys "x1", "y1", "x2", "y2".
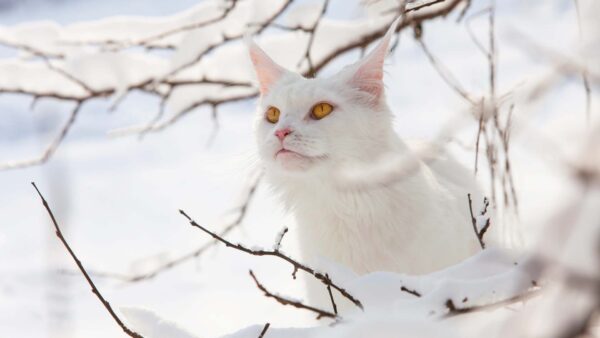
[{"x1": 274, "y1": 127, "x2": 293, "y2": 142}]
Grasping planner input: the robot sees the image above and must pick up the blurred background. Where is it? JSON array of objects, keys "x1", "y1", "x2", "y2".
[{"x1": 0, "y1": 0, "x2": 597, "y2": 337}]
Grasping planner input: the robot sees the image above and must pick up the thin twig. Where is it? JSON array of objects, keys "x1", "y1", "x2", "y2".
[
  {"x1": 297, "y1": 0, "x2": 331, "y2": 77},
  {"x1": 0, "y1": 101, "x2": 83, "y2": 171},
  {"x1": 456, "y1": 0, "x2": 472, "y2": 22},
  {"x1": 474, "y1": 99, "x2": 485, "y2": 174},
  {"x1": 31, "y1": 182, "x2": 143, "y2": 338},
  {"x1": 62, "y1": 175, "x2": 262, "y2": 283},
  {"x1": 249, "y1": 270, "x2": 337, "y2": 320},
  {"x1": 444, "y1": 288, "x2": 541, "y2": 317},
  {"x1": 415, "y1": 33, "x2": 474, "y2": 104},
  {"x1": 274, "y1": 227, "x2": 288, "y2": 252},
  {"x1": 467, "y1": 193, "x2": 486, "y2": 249},
  {"x1": 401, "y1": 285, "x2": 422, "y2": 297},
  {"x1": 487, "y1": 1, "x2": 500, "y2": 209},
  {"x1": 44, "y1": 58, "x2": 95, "y2": 94},
  {"x1": 180, "y1": 210, "x2": 364, "y2": 310},
  {"x1": 573, "y1": 0, "x2": 592, "y2": 122},
  {"x1": 258, "y1": 323, "x2": 270, "y2": 338},
  {"x1": 325, "y1": 273, "x2": 338, "y2": 315}
]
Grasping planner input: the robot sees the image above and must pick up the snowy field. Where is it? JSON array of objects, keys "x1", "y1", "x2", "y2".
[{"x1": 0, "y1": 0, "x2": 598, "y2": 337}]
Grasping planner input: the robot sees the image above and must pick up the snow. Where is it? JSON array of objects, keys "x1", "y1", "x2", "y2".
[
  {"x1": 0, "y1": 59, "x2": 88, "y2": 98},
  {"x1": 283, "y1": 1, "x2": 324, "y2": 28},
  {"x1": 125, "y1": 248, "x2": 538, "y2": 337},
  {"x1": 63, "y1": 52, "x2": 169, "y2": 92},
  {"x1": 121, "y1": 307, "x2": 197, "y2": 338},
  {"x1": 0, "y1": 0, "x2": 599, "y2": 337}
]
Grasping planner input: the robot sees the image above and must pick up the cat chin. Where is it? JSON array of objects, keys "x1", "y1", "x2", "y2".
[
  {"x1": 275, "y1": 152, "x2": 315, "y2": 172},
  {"x1": 271, "y1": 151, "x2": 325, "y2": 173}
]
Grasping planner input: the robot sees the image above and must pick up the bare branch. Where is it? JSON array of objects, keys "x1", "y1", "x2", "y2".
[
  {"x1": 115, "y1": 91, "x2": 258, "y2": 136},
  {"x1": 573, "y1": 0, "x2": 592, "y2": 121},
  {"x1": 0, "y1": 101, "x2": 83, "y2": 171},
  {"x1": 297, "y1": 0, "x2": 331, "y2": 77},
  {"x1": 444, "y1": 288, "x2": 542, "y2": 317},
  {"x1": 467, "y1": 193, "x2": 490, "y2": 249},
  {"x1": 487, "y1": 1, "x2": 497, "y2": 106},
  {"x1": 249, "y1": 270, "x2": 337, "y2": 320},
  {"x1": 474, "y1": 99, "x2": 485, "y2": 174},
  {"x1": 325, "y1": 273, "x2": 338, "y2": 315},
  {"x1": 126, "y1": 175, "x2": 261, "y2": 282},
  {"x1": 414, "y1": 30, "x2": 475, "y2": 104},
  {"x1": 31, "y1": 182, "x2": 143, "y2": 338},
  {"x1": 179, "y1": 209, "x2": 364, "y2": 310},
  {"x1": 400, "y1": 285, "x2": 422, "y2": 297},
  {"x1": 455, "y1": 0, "x2": 472, "y2": 22},
  {"x1": 44, "y1": 59, "x2": 95, "y2": 94},
  {"x1": 258, "y1": 323, "x2": 270, "y2": 338},
  {"x1": 274, "y1": 227, "x2": 289, "y2": 252}
]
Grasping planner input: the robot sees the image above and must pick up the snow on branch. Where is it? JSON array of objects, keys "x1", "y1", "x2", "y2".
[{"x1": 0, "y1": 0, "x2": 468, "y2": 171}]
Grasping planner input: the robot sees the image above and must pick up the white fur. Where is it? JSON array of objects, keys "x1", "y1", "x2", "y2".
[{"x1": 249, "y1": 22, "x2": 480, "y2": 304}]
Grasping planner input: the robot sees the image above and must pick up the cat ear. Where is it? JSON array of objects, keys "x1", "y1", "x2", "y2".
[
  {"x1": 247, "y1": 38, "x2": 288, "y2": 96},
  {"x1": 347, "y1": 18, "x2": 400, "y2": 100}
]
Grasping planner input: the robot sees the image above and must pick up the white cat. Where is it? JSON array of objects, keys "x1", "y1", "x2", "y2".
[{"x1": 248, "y1": 20, "x2": 480, "y2": 293}]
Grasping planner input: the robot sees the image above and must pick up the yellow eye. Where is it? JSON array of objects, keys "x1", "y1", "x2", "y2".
[
  {"x1": 310, "y1": 102, "x2": 334, "y2": 120},
  {"x1": 266, "y1": 106, "x2": 280, "y2": 123}
]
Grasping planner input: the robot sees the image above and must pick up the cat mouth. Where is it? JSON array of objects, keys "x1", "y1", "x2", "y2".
[
  {"x1": 275, "y1": 148, "x2": 326, "y2": 161},
  {"x1": 275, "y1": 148, "x2": 306, "y2": 158}
]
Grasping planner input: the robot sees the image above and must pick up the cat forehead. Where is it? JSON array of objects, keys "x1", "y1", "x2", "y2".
[{"x1": 262, "y1": 77, "x2": 339, "y2": 109}]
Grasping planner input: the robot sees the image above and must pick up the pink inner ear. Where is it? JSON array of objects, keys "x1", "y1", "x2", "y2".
[
  {"x1": 349, "y1": 19, "x2": 399, "y2": 100},
  {"x1": 351, "y1": 55, "x2": 386, "y2": 98},
  {"x1": 248, "y1": 41, "x2": 285, "y2": 96}
]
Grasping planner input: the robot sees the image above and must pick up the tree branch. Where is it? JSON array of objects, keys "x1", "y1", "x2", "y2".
[
  {"x1": 444, "y1": 288, "x2": 541, "y2": 317},
  {"x1": 0, "y1": 101, "x2": 83, "y2": 171},
  {"x1": 77, "y1": 175, "x2": 261, "y2": 283},
  {"x1": 179, "y1": 209, "x2": 364, "y2": 310},
  {"x1": 467, "y1": 193, "x2": 490, "y2": 249},
  {"x1": 31, "y1": 182, "x2": 143, "y2": 338},
  {"x1": 325, "y1": 273, "x2": 338, "y2": 315},
  {"x1": 249, "y1": 270, "x2": 337, "y2": 320},
  {"x1": 401, "y1": 285, "x2": 422, "y2": 297},
  {"x1": 258, "y1": 322, "x2": 270, "y2": 338}
]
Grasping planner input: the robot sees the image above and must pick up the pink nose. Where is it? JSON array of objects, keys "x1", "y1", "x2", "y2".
[{"x1": 275, "y1": 127, "x2": 292, "y2": 142}]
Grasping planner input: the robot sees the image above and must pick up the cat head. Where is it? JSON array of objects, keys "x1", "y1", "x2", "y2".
[{"x1": 249, "y1": 20, "x2": 399, "y2": 178}]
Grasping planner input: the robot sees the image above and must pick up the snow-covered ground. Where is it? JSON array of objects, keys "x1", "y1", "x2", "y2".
[{"x1": 0, "y1": 1, "x2": 598, "y2": 337}]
